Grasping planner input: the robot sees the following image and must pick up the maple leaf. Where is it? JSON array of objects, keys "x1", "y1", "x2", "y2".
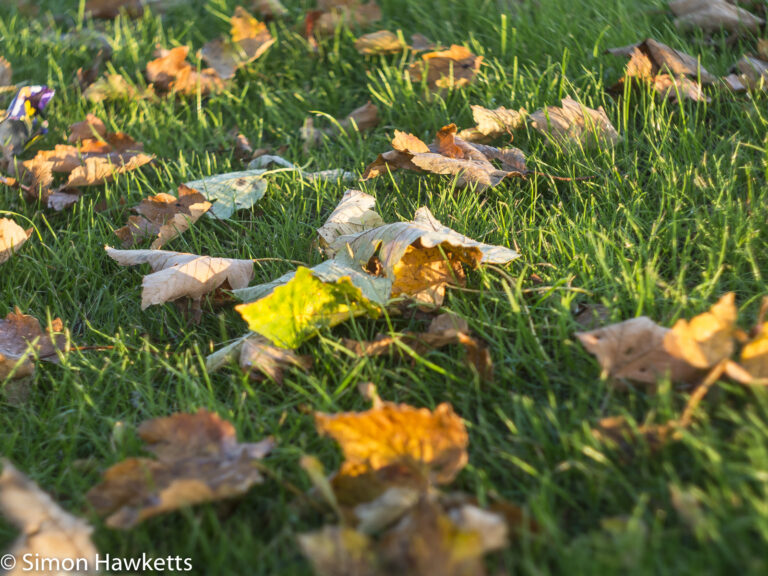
[
  {"x1": 205, "y1": 333, "x2": 312, "y2": 382},
  {"x1": 236, "y1": 266, "x2": 382, "y2": 348},
  {"x1": 183, "y1": 170, "x2": 268, "y2": 220},
  {"x1": 146, "y1": 46, "x2": 225, "y2": 96},
  {"x1": 343, "y1": 313, "x2": 493, "y2": 381},
  {"x1": 316, "y1": 402, "x2": 468, "y2": 486},
  {"x1": 363, "y1": 124, "x2": 527, "y2": 191},
  {"x1": 608, "y1": 39, "x2": 714, "y2": 103},
  {"x1": 0, "y1": 309, "x2": 67, "y2": 381},
  {"x1": 201, "y1": 7, "x2": 275, "y2": 80},
  {"x1": 329, "y1": 205, "x2": 519, "y2": 307},
  {"x1": 355, "y1": 30, "x2": 406, "y2": 55},
  {"x1": 87, "y1": 410, "x2": 274, "y2": 529},
  {"x1": 105, "y1": 247, "x2": 254, "y2": 310},
  {"x1": 576, "y1": 316, "x2": 702, "y2": 388},
  {"x1": 457, "y1": 104, "x2": 525, "y2": 143},
  {"x1": 670, "y1": 0, "x2": 764, "y2": 33},
  {"x1": 408, "y1": 45, "x2": 483, "y2": 92},
  {"x1": 115, "y1": 186, "x2": 211, "y2": 249},
  {"x1": 302, "y1": 102, "x2": 379, "y2": 150},
  {"x1": 0, "y1": 460, "x2": 99, "y2": 573},
  {"x1": 316, "y1": 189, "x2": 385, "y2": 257},
  {"x1": 0, "y1": 217, "x2": 31, "y2": 265},
  {"x1": 530, "y1": 97, "x2": 619, "y2": 148}
]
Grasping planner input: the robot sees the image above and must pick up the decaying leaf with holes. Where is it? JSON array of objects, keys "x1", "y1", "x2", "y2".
[
  {"x1": 576, "y1": 316, "x2": 702, "y2": 388},
  {"x1": 670, "y1": 0, "x2": 764, "y2": 33},
  {"x1": 0, "y1": 309, "x2": 68, "y2": 381},
  {"x1": 0, "y1": 218, "x2": 31, "y2": 265},
  {"x1": 457, "y1": 105, "x2": 525, "y2": 143},
  {"x1": 146, "y1": 46, "x2": 225, "y2": 96},
  {"x1": 316, "y1": 189, "x2": 385, "y2": 257},
  {"x1": 105, "y1": 247, "x2": 254, "y2": 314},
  {"x1": 408, "y1": 45, "x2": 482, "y2": 92},
  {"x1": 201, "y1": 7, "x2": 275, "y2": 80},
  {"x1": 607, "y1": 39, "x2": 713, "y2": 102},
  {"x1": 205, "y1": 333, "x2": 313, "y2": 383},
  {"x1": 183, "y1": 170, "x2": 267, "y2": 220},
  {"x1": 115, "y1": 186, "x2": 211, "y2": 249},
  {"x1": 343, "y1": 313, "x2": 493, "y2": 381},
  {"x1": 363, "y1": 123, "x2": 527, "y2": 191},
  {"x1": 87, "y1": 409, "x2": 274, "y2": 529},
  {"x1": 0, "y1": 460, "x2": 99, "y2": 576},
  {"x1": 530, "y1": 97, "x2": 619, "y2": 148}
]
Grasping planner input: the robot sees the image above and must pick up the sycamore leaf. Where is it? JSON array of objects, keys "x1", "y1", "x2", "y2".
[
  {"x1": 576, "y1": 316, "x2": 702, "y2": 388},
  {"x1": 0, "y1": 218, "x2": 31, "y2": 265},
  {"x1": 115, "y1": 186, "x2": 211, "y2": 249},
  {"x1": 235, "y1": 266, "x2": 381, "y2": 348},
  {"x1": 530, "y1": 97, "x2": 619, "y2": 148},
  {"x1": 0, "y1": 309, "x2": 67, "y2": 381},
  {"x1": 363, "y1": 124, "x2": 526, "y2": 191},
  {"x1": 355, "y1": 30, "x2": 406, "y2": 55},
  {"x1": 201, "y1": 7, "x2": 275, "y2": 80},
  {"x1": 408, "y1": 45, "x2": 482, "y2": 92},
  {"x1": 87, "y1": 409, "x2": 274, "y2": 529},
  {"x1": 317, "y1": 189, "x2": 385, "y2": 257},
  {"x1": 302, "y1": 102, "x2": 379, "y2": 150},
  {"x1": 205, "y1": 333, "x2": 312, "y2": 383},
  {"x1": 457, "y1": 105, "x2": 525, "y2": 143},
  {"x1": 315, "y1": 402, "x2": 468, "y2": 486},
  {"x1": 331, "y1": 206, "x2": 519, "y2": 307},
  {"x1": 663, "y1": 293, "x2": 738, "y2": 369},
  {"x1": 343, "y1": 313, "x2": 493, "y2": 381},
  {"x1": 184, "y1": 170, "x2": 268, "y2": 220},
  {"x1": 0, "y1": 460, "x2": 99, "y2": 574},
  {"x1": 670, "y1": 0, "x2": 764, "y2": 33},
  {"x1": 146, "y1": 46, "x2": 225, "y2": 96},
  {"x1": 105, "y1": 247, "x2": 254, "y2": 310}
]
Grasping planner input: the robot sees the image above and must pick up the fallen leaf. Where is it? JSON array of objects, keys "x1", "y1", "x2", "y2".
[
  {"x1": 738, "y1": 323, "x2": 768, "y2": 380},
  {"x1": 205, "y1": 333, "x2": 312, "y2": 382},
  {"x1": 317, "y1": 189, "x2": 385, "y2": 257},
  {"x1": 530, "y1": 97, "x2": 619, "y2": 148},
  {"x1": 87, "y1": 409, "x2": 274, "y2": 528},
  {"x1": 576, "y1": 316, "x2": 702, "y2": 388},
  {"x1": 146, "y1": 45, "x2": 225, "y2": 96},
  {"x1": 670, "y1": 0, "x2": 764, "y2": 33},
  {"x1": 115, "y1": 186, "x2": 212, "y2": 248},
  {"x1": 201, "y1": 7, "x2": 275, "y2": 80},
  {"x1": 355, "y1": 30, "x2": 406, "y2": 55},
  {"x1": 0, "y1": 309, "x2": 67, "y2": 381},
  {"x1": 252, "y1": 0, "x2": 288, "y2": 18},
  {"x1": 0, "y1": 218, "x2": 31, "y2": 265},
  {"x1": 732, "y1": 55, "x2": 768, "y2": 91},
  {"x1": 573, "y1": 303, "x2": 611, "y2": 330},
  {"x1": 105, "y1": 247, "x2": 254, "y2": 310},
  {"x1": 343, "y1": 313, "x2": 493, "y2": 381},
  {"x1": 83, "y1": 73, "x2": 155, "y2": 103},
  {"x1": 298, "y1": 526, "x2": 378, "y2": 576},
  {"x1": 312, "y1": 0, "x2": 382, "y2": 36},
  {"x1": 236, "y1": 265, "x2": 382, "y2": 348},
  {"x1": 0, "y1": 460, "x2": 99, "y2": 575},
  {"x1": 457, "y1": 104, "x2": 525, "y2": 143},
  {"x1": 408, "y1": 45, "x2": 482, "y2": 92},
  {"x1": 316, "y1": 402, "x2": 468, "y2": 486},
  {"x1": 302, "y1": 101, "x2": 379, "y2": 150},
  {"x1": 183, "y1": 170, "x2": 267, "y2": 220},
  {"x1": 363, "y1": 124, "x2": 527, "y2": 191},
  {"x1": 663, "y1": 293, "x2": 738, "y2": 369}
]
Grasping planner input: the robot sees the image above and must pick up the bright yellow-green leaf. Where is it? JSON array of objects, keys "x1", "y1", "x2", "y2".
[{"x1": 235, "y1": 267, "x2": 381, "y2": 348}]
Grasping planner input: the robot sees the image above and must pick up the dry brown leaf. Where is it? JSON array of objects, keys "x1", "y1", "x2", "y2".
[
  {"x1": 363, "y1": 124, "x2": 526, "y2": 190},
  {"x1": 315, "y1": 402, "x2": 468, "y2": 486},
  {"x1": 408, "y1": 45, "x2": 482, "y2": 92},
  {"x1": 105, "y1": 247, "x2": 254, "y2": 310},
  {"x1": 0, "y1": 309, "x2": 67, "y2": 381},
  {"x1": 146, "y1": 46, "x2": 225, "y2": 96},
  {"x1": 0, "y1": 460, "x2": 99, "y2": 576},
  {"x1": 670, "y1": 0, "x2": 764, "y2": 33},
  {"x1": 313, "y1": 0, "x2": 382, "y2": 36},
  {"x1": 530, "y1": 97, "x2": 619, "y2": 148},
  {"x1": 457, "y1": 104, "x2": 525, "y2": 143},
  {"x1": 252, "y1": 0, "x2": 288, "y2": 18},
  {"x1": 201, "y1": 7, "x2": 275, "y2": 80},
  {"x1": 87, "y1": 409, "x2": 274, "y2": 529},
  {"x1": 355, "y1": 30, "x2": 406, "y2": 55},
  {"x1": 342, "y1": 313, "x2": 493, "y2": 381},
  {"x1": 576, "y1": 316, "x2": 702, "y2": 388},
  {"x1": 115, "y1": 185, "x2": 211, "y2": 249},
  {"x1": 0, "y1": 218, "x2": 31, "y2": 265},
  {"x1": 737, "y1": 323, "x2": 768, "y2": 381},
  {"x1": 663, "y1": 293, "x2": 738, "y2": 370},
  {"x1": 734, "y1": 55, "x2": 768, "y2": 90},
  {"x1": 302, "y1": 101, "x2": 379, "y2": 150}
]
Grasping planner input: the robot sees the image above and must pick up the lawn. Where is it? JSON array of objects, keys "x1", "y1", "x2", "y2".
[{"x1": 1, "y1": 0, "x2": 768, "y2": 574}]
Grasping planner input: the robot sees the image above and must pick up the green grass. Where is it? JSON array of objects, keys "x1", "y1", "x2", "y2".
[{"x1": 2, "y1": 0, "x2": 768, "y2": 574}]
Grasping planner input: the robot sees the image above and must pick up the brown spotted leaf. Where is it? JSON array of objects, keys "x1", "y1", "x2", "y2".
[{"x1": 87, "y1": 409, "x2": 274, "y2": 529}]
